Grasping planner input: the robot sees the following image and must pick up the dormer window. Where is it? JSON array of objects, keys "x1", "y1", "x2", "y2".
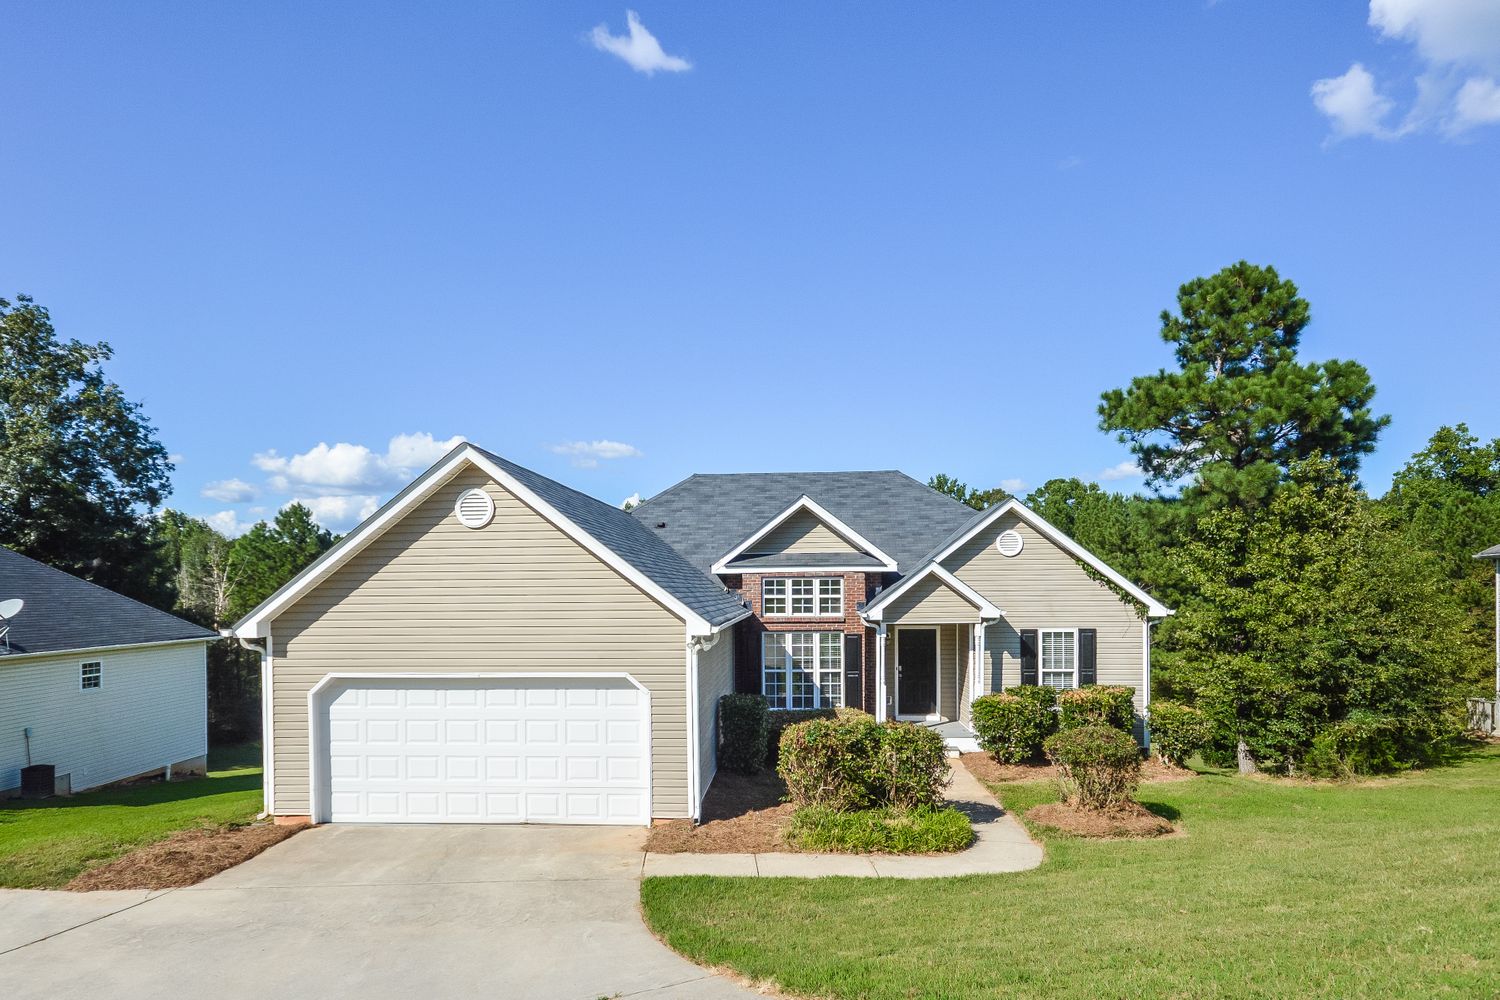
[{"x1": 761, "y1": 577, "x2": 842, "y2": 618}]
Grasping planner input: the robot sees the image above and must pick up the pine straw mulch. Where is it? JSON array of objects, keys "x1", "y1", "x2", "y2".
[
  {"x1": 960, "y1": 752, "x2": 1196, "y2": 786},
  {"x1": 64, "y1": 822, "x2": 306, "y2": 892},
  {"x1": 646, "y1": 769, "x2": 794, "y2": 854},
  {"x1": 1025, "y1": 801, "x2": 1176, "y2": 839}
]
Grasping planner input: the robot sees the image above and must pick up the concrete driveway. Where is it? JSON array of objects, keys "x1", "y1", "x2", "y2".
[{"x1": 0, "y1": 825, "x2": 758, "y2": 1000}]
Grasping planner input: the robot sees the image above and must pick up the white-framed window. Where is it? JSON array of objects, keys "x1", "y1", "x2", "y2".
[
  {"x1": 762, "y1": 631, "x2": 844, "y2": 709},
  {"x1": 80, "y1": 660, "x2": 102, "y2": 690},
  {"x1": 761, "y1": 577, "x2": 843, "y2": 618},
  {"x1": 1039, "y1": 630, "x2": 1077, "y2": 690}
]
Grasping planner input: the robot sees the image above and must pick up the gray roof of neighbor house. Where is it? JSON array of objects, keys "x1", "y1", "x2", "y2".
[
  {"x1": 468, "y1": 446, "x2": 750, "y2": 627},
  {"x1": 0, "y1": 547, "x2": 215, "y2": 658},
  {"x1": 1476, "y1": 543, "x2": 1500, "y2": 560},
  {"x1": 631, "y1": 471, "x2": 978, "y2": 575}
]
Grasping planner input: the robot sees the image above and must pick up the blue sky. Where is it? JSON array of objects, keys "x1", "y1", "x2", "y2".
[{"x1": 2, "y1": 2, "x2": 1497, "y2": 535}]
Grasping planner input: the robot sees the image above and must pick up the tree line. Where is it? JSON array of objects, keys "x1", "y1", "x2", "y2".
[{"x1": 931, "y1": 262, "x2": 1497, "y2": 774}]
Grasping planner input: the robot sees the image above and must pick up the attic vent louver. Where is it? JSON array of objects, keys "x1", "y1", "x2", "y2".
[
  {"x1": 996, "y1": 529, "x2": 1024, "y2": 557},
  {"x1": 454, "y1": 488, "x2": 495, "y2": 529}
]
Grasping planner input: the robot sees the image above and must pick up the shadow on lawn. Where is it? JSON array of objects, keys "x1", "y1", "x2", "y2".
[
  {"x1": 1139, "y1": 800, "x2": 1181, "y2": 822},
  {"x1": 0, "y1": 743, "x2": 262, "y2": 816}
]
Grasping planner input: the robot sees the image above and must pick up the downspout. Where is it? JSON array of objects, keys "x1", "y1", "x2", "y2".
[{"x1": 223, "y1": 629, "x2": 272, "y2": 817}]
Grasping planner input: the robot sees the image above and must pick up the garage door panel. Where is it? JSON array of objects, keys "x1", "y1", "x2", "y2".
[{"x1": 322, "y1": 677, "x2": 649, "y2": 825}]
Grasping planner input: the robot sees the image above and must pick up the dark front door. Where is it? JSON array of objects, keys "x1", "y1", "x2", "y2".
[{"x1": 897, "y1": 629, "x2": 938, "y2": 718}]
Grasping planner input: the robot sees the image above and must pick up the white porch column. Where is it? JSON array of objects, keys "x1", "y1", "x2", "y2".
[{"x1": 874, "y1": 623, "x2": 888, "y2": 723}]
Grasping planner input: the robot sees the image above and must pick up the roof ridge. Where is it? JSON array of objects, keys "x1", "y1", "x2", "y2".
[{"x1": 630, "y1": 472, "x2": 701, "y2": 514}]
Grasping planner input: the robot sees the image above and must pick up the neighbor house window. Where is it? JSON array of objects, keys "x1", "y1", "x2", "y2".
[
  {"x1": 761, "y1": 577, "x2": 843, "y2": 618},
  {"x1": 80, "y1": 661, "x2": 102, "y2": 690},
  {"x1": 762, "y1": 632, "x2": 843, "y2": 709},
  {"x1": 1039, "y1": 630, "x2": 1077, "y2": 689}
]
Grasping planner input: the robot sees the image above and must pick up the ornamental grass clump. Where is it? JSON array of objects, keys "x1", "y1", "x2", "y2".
[{"x1": 1044, "y1": 724, "x2": 1143, "y2": 812}]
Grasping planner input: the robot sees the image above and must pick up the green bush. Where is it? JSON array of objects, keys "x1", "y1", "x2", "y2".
[
  {"x1": 777, "y1": 714, "x2": 947, "y2": 811},
  {"x1": 1057, "y1": 685, "x2": 1136, "y2": 732},
  {"x1": 786, "y1": 805, "x2": 973, "y2": 854},
  {"x1": 765, "y1": 708, "x2": 838, "y2": 767},
  {"x1": 1044, "y1": 724, "x2": 1143, "y2": 811},
  {"x1": 778, "y1": 715, "x2": 882, "y2": 810},
  {"x1": 971, "y1": 692, "x2": 1053, "y2": 763},
  {"x1": 1303, "y1": 712, "x2": 1413, "y2": 779},
  {"x1": 871, "y1": 722, "x2": 949, "y2": 810},
  {"x1": 718, "y1": 694, "x2": 770, "y2": 774},
  {"x1": 1148, "y1": 700, "x2": 1211, "y2": 767}
]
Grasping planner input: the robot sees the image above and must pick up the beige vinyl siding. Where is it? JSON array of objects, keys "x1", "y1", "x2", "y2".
[
  {"x1": 267, "y1": 467, "x2": 692, "y2": 818},
  {"x1": 882, "y1": 574, "x2": 981, "y2": 624},
  {"x1": 943, "y1": 512, "x2": 1146, "y2": 713},
  {"x1": 753, "y1": 510, "x2": 864, "y2": 556},
  {"x1": 696, "y1": 631, "x2": 734, "y2": 807}
]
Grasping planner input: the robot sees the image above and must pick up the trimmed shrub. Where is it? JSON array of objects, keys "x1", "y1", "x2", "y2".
[
  {"x1": 1303, "y1": 712, "x2": 1411, "y2": 779},
  {"x1": 872, "y1": 722, "x2": 949, "y2": 810},
  {"x1": 765, "y1": 708, "x2": 837, "y2": 767},
  {"x1": 718, "y1": 694, "x2": 770, "y2": 774},
  {"x1": 1044, "y1": 724, "x2": 1142, "y2": 811},
  {"x1": 971, "y1": 692, "x2": 1052, "y2": 763},
  {"x1": 1057, "y1": 685, "x2": 1136, "y2": 732},
  {"x1": 1148, "y1": 700, "x2": 1211, "y2": 767},
  {"x1": 778, "y1": 715, "x2": 882, "y2": 810},
  {"x1": 786, "y1": 805, "x2": 973, "y2": 854}
]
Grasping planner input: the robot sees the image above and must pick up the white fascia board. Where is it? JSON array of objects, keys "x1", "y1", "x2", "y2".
[
  {"x1": 871, "y1": 498, "x2": 1173, "y2": 619},
  {"x1": 709, "y1": 495, "x2": 899, "y2": 574},
  {"x1": 0, "y1": 636, "x2": 212, "y2": 664},
  {"x1": 861, "y1": 563, "x2": 1001, "y2": 622},
  {"x1": 235, "y1": 445, "x2": 717, "y2": 638}
]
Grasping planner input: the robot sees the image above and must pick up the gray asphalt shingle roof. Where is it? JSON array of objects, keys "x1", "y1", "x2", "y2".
[
  {"x1": 469, "y1": 446, "x2": 749, "y2": 627},
  {"x1": 0, "y1": 547, "x2": 215, "y2": 658},
  {"x1": 630, "y1": 471, "x2": 978, "y2": 575}
]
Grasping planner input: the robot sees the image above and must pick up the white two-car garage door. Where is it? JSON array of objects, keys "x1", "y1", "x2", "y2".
[{"x1": 320, "y1": 676, "x2": 650, "y2": 825}]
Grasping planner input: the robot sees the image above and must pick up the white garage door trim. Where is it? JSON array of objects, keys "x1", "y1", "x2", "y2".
[{"x1": 306, "y1": 672, "x2": 652, "y2": 826}]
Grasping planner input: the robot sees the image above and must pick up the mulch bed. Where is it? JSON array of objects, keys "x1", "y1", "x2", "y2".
[
  {"x1": 646, "y1": 769, "x2": 794, "y2": 854},
  {"x1": 65, "y1": 822, "x2": 305, "y2": 891},
  {"x1": 1026, "y1": 801, "x2": 1176, "y2": 839},
  {"x1": 960, "y1": 752, "x2": 1196, "y2": 785}
]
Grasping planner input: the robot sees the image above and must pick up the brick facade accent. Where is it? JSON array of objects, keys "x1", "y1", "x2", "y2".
[{"x1": 722, "y1": 572, "x2": 885, "y2": 711}]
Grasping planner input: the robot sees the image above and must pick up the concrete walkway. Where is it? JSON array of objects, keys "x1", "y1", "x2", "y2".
[{"x1": 643, "y1": 758, "x2": 1044, "y2": 878}]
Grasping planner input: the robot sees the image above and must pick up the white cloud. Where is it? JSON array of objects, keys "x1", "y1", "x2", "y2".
[
  {"x1": 1451, "y1": 75, "x2": 1500, "y2": 131},
  {"x1": 254, "y1": 433, "x2": 464, "y2": 492},
  {"x1": 1057, "y1": 155, "x2": 1084, "y2": 171},
  {"x1": 289, "y1": 495, "x2": 379, "y2": 533},
  {"x1": 1312, "y1": 64, "x2": 1398, "y2": 140},
  {"x1": 550, "y1": 439, "x2": 643, "y2": 469},
  {"x1": 621, "y1": 492, "x2": 644, "y2": 510},
  {"x1": 206, "y1": 510, "x2": 253, "y2": 538},
  {"x1": 590, "y1": 10, "x2": 691, "y2": 75},
  {"x1": 201, "y1": 478, "x2": 258, "y2": 504},
  {"x1": 1099, "y1": 460, "x2": 1144, "y2": 482},
  {"x1": 1316, "y1": 2, "x2": 1500, "y2": 140},
  {"x1": 1000, "y1": 478, "x2": 1027, "y2": 494}
]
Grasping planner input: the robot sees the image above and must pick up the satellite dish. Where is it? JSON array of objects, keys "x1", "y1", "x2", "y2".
[{"x1": 0, "y1": 599, "x2": 23, "y2": 619}]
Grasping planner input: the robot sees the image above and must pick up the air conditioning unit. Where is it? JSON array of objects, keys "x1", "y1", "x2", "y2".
[{"x1": 20, "y1": 763, "x2": 55, "y2": 799}]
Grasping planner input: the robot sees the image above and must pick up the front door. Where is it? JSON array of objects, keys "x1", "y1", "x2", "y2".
[{"x1": 897, "y1": 629, "x2": 938, "y2": 718}]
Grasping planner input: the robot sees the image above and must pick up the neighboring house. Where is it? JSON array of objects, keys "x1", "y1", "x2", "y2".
[
  {"x1": 1475, "y1": 543, "x2": 1500, "y2": 731},
  {"x1": 0, "y1": 547, "x2": 215, "y2": 796},
  {"x1": 233, "y1": 444, "x2": 1170, "y2": 827}
]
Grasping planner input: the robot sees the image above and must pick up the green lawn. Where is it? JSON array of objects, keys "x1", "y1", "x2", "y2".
[
  {"x1": 641, "y1": 745, "x2": 1500, "y2": 999},
  {"x1": 0, "y1": 744, "x2": 263, "y2": 889}
]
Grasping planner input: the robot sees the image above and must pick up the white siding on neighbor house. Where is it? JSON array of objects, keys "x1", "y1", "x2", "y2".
[
  {"x1": 696, "y1": 632, "x2": 734, "y2": 807},
  {"x1": 753, "y1": 510, "x2": 864, "y2": 556},
  {"x1": 943, "y1": 512, "x2": 1147, "y2": 712},
  {"x1": 268, "y1": 467, "x2": 694, "y2": 819},
  {"x1": 0, "y1": 641, "x2": 208, "y2": 793}
]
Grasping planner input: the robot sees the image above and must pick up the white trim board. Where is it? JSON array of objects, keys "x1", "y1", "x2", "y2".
[
  {"x1": 860, "y1": 563, "x2": 1000, "y2": 622},
  {"x1": 710, "y1": 495, "x2": 899, "y2": 574},
  {"x1": 862, "y1": 498, "x2": 1173, "y2": 620},
  {"x1": 0, "y1": 636, "x2": 212, "y2": 665},
  {"x1": 234, "y1": 445, "x2": 729, "y2": 639}
]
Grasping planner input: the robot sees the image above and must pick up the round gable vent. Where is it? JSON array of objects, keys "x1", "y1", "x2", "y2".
[
  {"x1": 995, "y1": 529, "x2": 1024, "y2": 557},
  {"x1": 454, "y1": 488, "x2": 495, "y2": 529}
]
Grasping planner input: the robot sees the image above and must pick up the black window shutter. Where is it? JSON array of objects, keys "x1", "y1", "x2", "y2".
[
  {"x1": 1019, "y1": 629, "x2": 1039, "y2": 686},
  {"x1": 843, "y1": 633, "x2": 863, "y2": 710},
  {"x1": 1078, "y1": 629, "x2": 1098, "y2": 686}
]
